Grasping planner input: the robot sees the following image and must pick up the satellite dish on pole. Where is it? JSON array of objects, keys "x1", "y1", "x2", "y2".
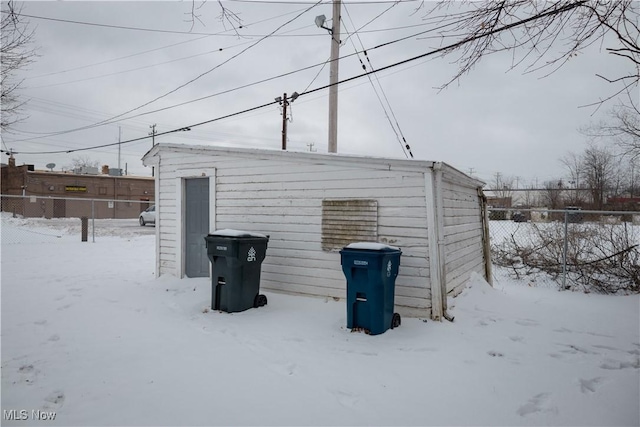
[{"x1": 46, "y1": 163, "x2": 55, "y2": 172}]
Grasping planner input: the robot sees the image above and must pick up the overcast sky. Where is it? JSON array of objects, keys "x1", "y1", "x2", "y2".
[{"x1": 1, "y1": 1, "x2": 635, "y2": 187}]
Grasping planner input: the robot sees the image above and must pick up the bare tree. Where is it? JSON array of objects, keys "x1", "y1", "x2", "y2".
[
  {"x1": 521, "y1": 182, "x2": 538, "y2": 207},
  {"x1": 561, "y1": 152, "x2": 586, "y2": 206},
  {"x1": 492, "y1": 173, "x2": 515, "y2": 200},
  {"x1": 541, "y1": 180, "x2": 565, "y2": 209},
  {"x1": 1, "y1": 1, "x2": 37, "y2": 132},
  {"x1": 66, "y1": 156, "x2": 100, "y2": 171},
  {"x1": 582, "y1": 101, "x2": 640, "y2": 156},
  {"x1": 580, "y1": 144, "x2": 617, "y2": 209},
  {"x1": 419, "y1": 1, "x2": 639, "y2": 105}
]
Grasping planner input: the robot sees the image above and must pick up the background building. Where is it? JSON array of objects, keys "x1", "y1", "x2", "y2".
[{"x1": 1, "y1": 155, "x2": 154, "y2": 219}]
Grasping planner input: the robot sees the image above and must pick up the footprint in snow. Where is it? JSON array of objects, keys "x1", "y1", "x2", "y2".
[
  {"x1": 515, "y1": 319, "x2": 538, "y2": 327},
  {"x1": 579, "y1": 377, "x2": 603, "y2": 393},
  {"x1": 592, "y1": 344, "x2": 618, "y2": 351},
  {"x1": 17, "y1": 364, "x2": 38, "y2": 385},
  {"x1": 509, "y1": 336, "x2": 524, "y2": 343},
  {"x1": 517, "y1": 392, "x2": 557, "y2": 417},
  {"x1": 558, "y1": 344, "x2": 597, "y2": 355},
  {"x1": 47, "y1": 334, "x2": 60, "y2": 342},
  {"x1": 43, "y1": 390, "x2": 65, "y2": 409},
  {"x1": 332, "y1": 389, "x2": 361, "y2": 408},
  {"x1": 487, "y1": 350, "x2": 504, "y2": 358},
  {"x1": 599, "y1": 358, "x2": 640, "y2": 370}
]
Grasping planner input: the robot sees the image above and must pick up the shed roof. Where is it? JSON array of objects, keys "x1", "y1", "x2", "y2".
[{"x1": 142, "y1": 143, "x2": 484, "y2": 187}]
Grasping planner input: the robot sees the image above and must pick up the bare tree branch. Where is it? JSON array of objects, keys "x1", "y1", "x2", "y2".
[
  {"x1": 420, "y1": 1, "x2": 639, "y2": 108},
  {"x1": 1, "y1": 0, "x2": 38, "y2": 132},
  {"x1": 185, "y1": 1, "x2": 244, "y2": 37}
]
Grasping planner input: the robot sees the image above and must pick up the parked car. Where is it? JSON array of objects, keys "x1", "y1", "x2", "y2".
[
  {"x1": 566, "y1": 206, "x2": 584, "y2": 223},
  {"x1": 139, "y1": 205, "x2": 155, "y2": 226},
  {"x1": 512, "y1": 211, "x2": 526, "y2": 222}
]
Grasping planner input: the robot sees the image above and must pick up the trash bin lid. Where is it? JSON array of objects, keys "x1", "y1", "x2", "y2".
[
  {"x1": 344, "y1": 242, "x2": 400, "y2": 251},
  {"x1": 209, "y1": 229, "x2": 268, "y2": 239}
]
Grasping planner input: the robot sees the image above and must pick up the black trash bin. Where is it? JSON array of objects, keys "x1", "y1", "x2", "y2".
[
  {"x1": 204, "y1": 229, "x2": 269, "y2": 313},
  {"x1": 340, "y1": 242, "x2": 402, "y2": 335}
]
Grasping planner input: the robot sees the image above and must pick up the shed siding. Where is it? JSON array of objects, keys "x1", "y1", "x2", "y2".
[
  {"x1": 157, "y1": 150, "x2": 432, "y2": 312},
  {"x1": 441, "y1": 168, "x2": 485, "y2": 296}
]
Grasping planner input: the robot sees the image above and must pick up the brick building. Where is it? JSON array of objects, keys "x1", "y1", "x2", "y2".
[{"x1": 1, "y1": 155, "x2": 154, "y2": 219}]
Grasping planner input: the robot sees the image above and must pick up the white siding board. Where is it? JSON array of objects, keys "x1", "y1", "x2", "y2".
[
  {"x1": 216, "y1": 197, "x2": 428, "y2": 209},
  {"x1": 395, "y1": 295, "x2": 430, "y2": 310},
  {"x1": 445, "y1": 236, "x2": 483, "y2": 257},
  {"x1": 446, "y1": 258, "x2": 484, "y2": 294},
  {"x1": 218, "y1": 168, "x2": 422, "y2": 184},
  {"x1": 449, "y1": 229, "x2": 482, "y2": 241},
  {"x1": 261, "y1": 280, "x2": 344, "y2": 299},
  {"x1": 444, "y1": 215, "x2": 482, "y2": 227},
  {"x1": 215, "y1": 186, "x2": 425, "y2": 200},
  {"x1": 440, "y1": 172, "x2": 485, "y2": 299},
  {"x1": 216, "y1": 176, "x2": 424, "y2": 192},
  {"x1": 444, "y1": 223, "x2": 482, "y2": 238}
]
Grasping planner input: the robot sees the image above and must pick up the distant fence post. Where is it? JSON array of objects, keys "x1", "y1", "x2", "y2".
[
  {"x1": 81, "y1": 216, "x2": 88, "y2": 242},
  {"x1": 91, "y1": 199, "x2": 95, "y2": 243},
  {"x1": 562, "y1": 210, "x2": 568, "y2": 289}
]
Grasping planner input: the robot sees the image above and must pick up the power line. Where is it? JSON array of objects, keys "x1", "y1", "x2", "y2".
[
  {"x1": 24, "y1": 6, "x2": 319, "y2": 81},
  {"x1": 10, "y1": 1, "x2": 324, "y2": 144},
  {"x1": 26, "y1": 40, "x2": 256, "y2": 89},
  {"x1": 13, "y1": 16, "x2": 453, "y2": 144},
  {"x1": 6, "y1": 9, "x2": 566, "y2": 157},
  {"x1": 10, "y1": 1, "x2": 565, "y2": 154},
  {"x1": 227, "y1": 0, "x2": 420, "y2": 4},
  {"x1": 25, "y1": 35, "x2": 211, "y2": 80},
  {"x1": 6, "y1": 11, "x2": 331, "y2": 37},
  {"x1": 9, "y1": 9, "x2": 436, "y2": 39},
  {"x1": 342, "y1": 3, "x2": 413, "y2": 158}
]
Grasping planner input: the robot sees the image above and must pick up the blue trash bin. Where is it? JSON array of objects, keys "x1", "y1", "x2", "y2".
[
  {"x1": 204, "y1": 229, "x2": 269, "y2": 313},
  {"x1": 340, "y1": 242, "x2": 402, "y2": 335}
]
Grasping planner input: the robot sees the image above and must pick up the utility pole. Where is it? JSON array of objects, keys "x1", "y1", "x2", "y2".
[
  {"x1": 118, "y1": 126, "x2": 122, "y2": 175},
  {"x1": 281, "y1": 93, "x2": 288, "y2": 150},
  {"x1": 307, "y1": 142, "x2": 316, "y2": 152},
  {"x1": 149, "y1": 124, "x2": 157, "y2": 177},
  {"x1": 275, "y1": 92, "x2": 298, "y2": 151},
  {"x1": 328, "y1": 0, "x2": 341, "y2": 153}
]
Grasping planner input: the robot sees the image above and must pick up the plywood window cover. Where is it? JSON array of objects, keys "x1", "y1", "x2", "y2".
[{"x1": 322, "y1": 199, "x2": 378, "y2": 251}]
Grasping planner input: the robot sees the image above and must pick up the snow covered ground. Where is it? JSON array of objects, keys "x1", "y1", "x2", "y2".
[{"x1": 1, "y1": 215, "x2": 639, "y2": 426}]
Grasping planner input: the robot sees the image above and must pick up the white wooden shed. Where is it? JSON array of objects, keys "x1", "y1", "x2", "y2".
[{"x1": 142, "y1": 143, "x2": 490, "y2": 320}]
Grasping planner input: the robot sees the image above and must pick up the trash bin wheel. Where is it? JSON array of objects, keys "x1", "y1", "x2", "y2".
[
  {"x1": 254, "y1": 294, "x2": 268, "y2": 308},
  {"x1": 391, "y1": 313, "x2": 401, "y2": 329}
]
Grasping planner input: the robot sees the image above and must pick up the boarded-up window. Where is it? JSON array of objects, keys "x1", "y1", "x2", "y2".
[{"x1": 322, "y1": 199, "x2": 378, "y2": 251}]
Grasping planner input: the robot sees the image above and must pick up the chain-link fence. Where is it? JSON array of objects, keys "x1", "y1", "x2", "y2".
[
  {"x1": 1, "y1": 195, "x2": 155, "y2": 244},
  {"x1": 488, "y1": 207, "x2": 640, "y2": 293}
]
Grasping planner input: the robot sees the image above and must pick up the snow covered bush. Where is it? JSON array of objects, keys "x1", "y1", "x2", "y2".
[{"x1": 491, "y1": 221, "x2": 640, "y2": 294}]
